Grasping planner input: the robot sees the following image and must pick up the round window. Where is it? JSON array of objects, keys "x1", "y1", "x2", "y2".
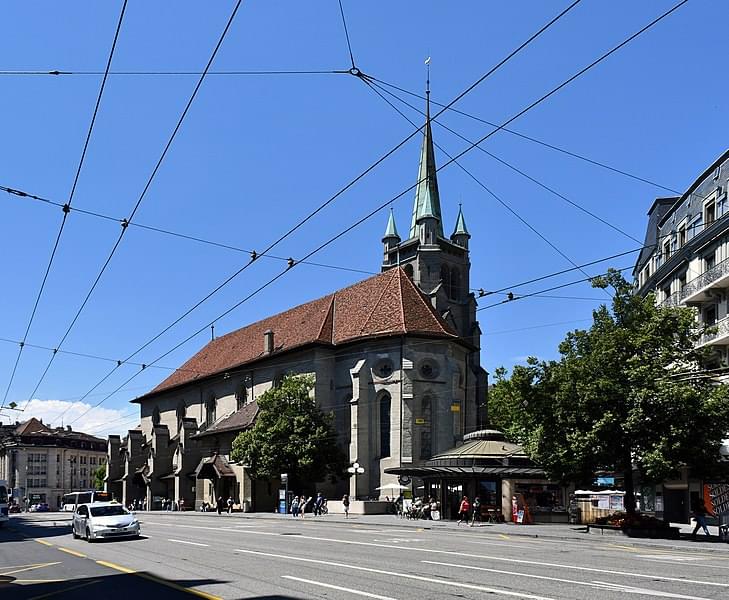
[
  {"x1": 419, "y1": 359, "x2": 439, "y2": 379},
  {"x1": 373, "y1": 359, "x2": 394, "y2": 379}
]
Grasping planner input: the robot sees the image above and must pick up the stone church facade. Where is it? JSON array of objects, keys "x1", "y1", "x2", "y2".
[{"x1": 105, "y1": 100, "x2": 488, "y2": 511}]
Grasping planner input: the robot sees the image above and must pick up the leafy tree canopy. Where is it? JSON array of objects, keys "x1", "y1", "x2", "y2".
[
  {"x1": 93, "y1": 464, "x2": 106, "y2": 491},
  {"x1": 230, "y1": 375, "x2": 347, "y2": 487},
  {"x1": 489, "y1": 270, "x2": 729, "y2": 512}
]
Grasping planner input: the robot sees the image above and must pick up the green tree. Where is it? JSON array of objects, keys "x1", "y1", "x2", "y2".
[
  {"x1": 230, "y1": 375, "x2": 347, "y2": 489},
  {"x1": 93, "y1": 464, "x2": 106, "y2": 491},
  {"x1": 491, "y1": 270, "x2": 729, "y2": 513}
]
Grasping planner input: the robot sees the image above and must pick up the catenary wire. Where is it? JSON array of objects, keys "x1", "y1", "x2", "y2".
[
  {"x1": 364, "y1": 76, "x2": 642, "y2": 245},
  {"x1": 22, "y1": 0, "x2": 244, "y2": 412},
  {"x1": 0, "y1": 0, "x2": 129, "y2": 412},
  {"x1": 58, "y1": 3, "x2": 582, "y2": 424},
  {"x1": 337, "y1": 0, "x2": 356, "y2": 70},
  {"x1": 0, "y1": 69, "x2": 350, "y2": 76},
  {"x1": 365, "y1": 75, "x2": 683, "y2": 197},
  {"x1": 65, "y1": 0, "x2": 681, "y2": 423},
  {"x1": 361, "y1": 77, "x2": 611, "y2": 299}
]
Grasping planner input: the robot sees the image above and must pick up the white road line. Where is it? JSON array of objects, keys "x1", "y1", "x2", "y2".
[
  {"x1": 167, "y1": 539, "x2": 209, "y2": 547},
  {"x1": 591, "y1": 580, "x2": 714, "y2": 600},
  {"x1": 422, "y1": 561, "x2": 713, "y2": 600},
  {"x1": 281, "y1": 575, "x2": 398, "y2": 600},
  {"x1": 237, "y1": 549, "x2": 555, "y2": 600},
  {"x1": 143, "y1": 522, "x2": 276, "y2": 535},
  {"x1": 263, "y1": 532, "x2": 729, "y2": 589}
]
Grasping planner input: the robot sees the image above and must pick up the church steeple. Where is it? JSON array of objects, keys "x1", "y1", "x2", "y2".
[{"x1": 409, "y1": 78, "x2": 443, "y2": 239}]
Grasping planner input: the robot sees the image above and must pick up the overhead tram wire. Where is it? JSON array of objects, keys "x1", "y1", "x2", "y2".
[
  {"x1": 66, "y1": 0, "x2": 684, "y2": 423},
  {"x1": 0, "y1": 0, "x2": 129, "y2": 412},
  {"x1": 58, "y1": 2, "x2": 583, "y2": 422},
  {"x1": 337, "y1": 0, "x2": 357, "y2": 71},
  {"x1": 361, "y1": 78, "x2": 612, "y2": 299},
  {"x1": 24, "y1": 0, "x2": 244, "y2": 416},
  {"x1": 364, "y1": 77, "x2": 643, "y2": 245},
  {"x1": 0, "y1": 69, "x2": 351, "y2": 76},
  {"x1": 365, "y1": 76, "x2": 684, "y2": 198}
]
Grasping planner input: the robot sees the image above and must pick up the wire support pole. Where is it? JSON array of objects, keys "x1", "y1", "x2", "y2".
[{"x1": 337, "y1": 0, "x2": 356, "y2": 70}]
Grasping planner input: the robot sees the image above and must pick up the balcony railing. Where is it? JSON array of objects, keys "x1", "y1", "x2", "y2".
[
  {"x1": 698, "y1": 315, "x2": 729, "y2": 347},
  {"x1": 660, "y1": 255, "x2": 729, "y2": 307}
]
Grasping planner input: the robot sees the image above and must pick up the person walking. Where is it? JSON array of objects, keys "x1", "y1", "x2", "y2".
[
  {"x1": 691, "y1": 499, "x2": 712, "y2": 538},
  {"x1": 457, "y1": 495, "x2": 470, "y2": 525},
  {"x1": 342, "y1": 493, "x2": 350, "y2": 518},
  {"x1": 314, "y1": 492, "x2": 324, "y2": 516},
  {"x1": 216, "y1": 496, "x2": 224, "y2": 515},
  {"x1": 227, "y1": 497, "x2": 234, "y2": 514},
  {"x1": 291, "y1": 496, "x2": 300, "y2": 518},
  {"x1": 470, "y1": 496, "x2": 482, "y2": 527}
]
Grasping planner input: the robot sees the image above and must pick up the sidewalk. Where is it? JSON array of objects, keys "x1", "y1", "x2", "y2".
[{"x1": 147, "y1": 509, "x2": 729, "y2": 552}]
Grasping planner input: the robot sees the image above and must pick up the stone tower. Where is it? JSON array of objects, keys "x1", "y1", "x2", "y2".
[{"x1": 381, "y1": 91, "x2": 480, "y2": 350}]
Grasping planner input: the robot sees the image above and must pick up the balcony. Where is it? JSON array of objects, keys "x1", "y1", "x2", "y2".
[
  {"x1": 681, "y1": 256, "x2": 729, "y2": 304},
  {"x1": 697, "y1": 315, "x2": 729, "y2": 348}
]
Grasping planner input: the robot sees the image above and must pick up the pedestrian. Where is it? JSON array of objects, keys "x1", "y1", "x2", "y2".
[
  {"x1": 470, "y1": 496, "x2": 482, "y2": 527},
  {"x1": 301, "y1": 496, "x2": 312, "y2": 518},
  {"x1": 314, "y1": 492, "x2": 324, "y2": 516},
  {"x1": 216, "y1": 496, "x2": 224, "y2": 515},
  {"x1": 691, "y1": 499, "x2": 712, "y2": 538},
  {"x1": 291, "y1": 496, "x2": 300, "y2": 518},
  {"x1": 179, "y1": 498, "x2": 184, "y2": 512},
  {"x1": 342, "y1": 493, "x2": 350, "y2": 518},
  {"x1": 457, "y1": 495, "x2": 470, "y2": 525},
  {"x1": 227, "y1": 497, "x2": 234, "y2": 514}
]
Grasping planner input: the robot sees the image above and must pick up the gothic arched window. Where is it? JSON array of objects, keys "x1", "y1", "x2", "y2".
[
  {"x1": 440, "y1": 264, "x2": 451, "y2": 298},
  {"x1": 451, "y1": 268, "x2": 461, "y2": 300},
  {"x1": 379, "y1": 393, "x2": 391, "y2": 458},
  {"x1": 404, "y1": 264, "x2": 414, "y2": 280},
  {"x1": 236, "y1": 385, "x2": 247, "y2": 411}
]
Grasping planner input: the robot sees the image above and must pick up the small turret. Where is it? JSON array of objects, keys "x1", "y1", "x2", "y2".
[
  {"x1": 382, "y1": 209, "x2": 401, "y2": 267},
  {"x1": 451, "y1": 204, "x2": 470, "y2": 249}
]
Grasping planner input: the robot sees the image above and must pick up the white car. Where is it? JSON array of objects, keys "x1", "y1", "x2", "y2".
[{"x1": 72, "y1": 502, "x2": 140, "y2": 542}]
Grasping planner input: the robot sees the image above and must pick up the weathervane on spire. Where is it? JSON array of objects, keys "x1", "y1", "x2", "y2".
[{"x1": 424, "y1": 56, "x2": 431, "y2": 97}]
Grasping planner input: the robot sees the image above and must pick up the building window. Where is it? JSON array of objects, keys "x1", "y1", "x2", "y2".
[
  {"x1": 205, "y1": 396, "x2": 217, "y2": 425},
  {"x1": 404, "y1": 264, "x2": 413, "y2": 280},
  {"x1": 379, "y1": 393, "x2": 391, "y2": 458},
  {"x1": 236, "y1": 385, "x2": 247, "y2": 411},
  {"x1": 420, "y1": 431, "x2": 432, "y2": 460},
  {"x1": 419, "y1": 359, "x2": 439, "y2": 380},
  {"x1": 662, "y1": 240, "x2": 671, "y2": 262},
  {"x1": 705, "y1": 252, "x2": 716, "y2": 273},
  {"x1": 373, "y1": 358, "x2": 394, "y2": 380},
  {"x1": 678, "y1": 224, "x2": 687, "y2": 248},
  {"x1": 450, "y1": 268, "x2": 461, "y2": 300},
  {"x1": 704, "y1": 305, "x2": 717, "y2": 327},
  {"x1": 705, "y1": 200, "x2": 716, "y2": 227}
]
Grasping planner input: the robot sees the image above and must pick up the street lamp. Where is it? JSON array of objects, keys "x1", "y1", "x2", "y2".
[{"x1": 347, "y1": 461, "x2": 365, "y2": 500}]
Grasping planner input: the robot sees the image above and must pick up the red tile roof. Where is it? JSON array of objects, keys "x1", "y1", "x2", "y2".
[{"x1": 139, "y1": 268, "x2": 458, "y2": 400}]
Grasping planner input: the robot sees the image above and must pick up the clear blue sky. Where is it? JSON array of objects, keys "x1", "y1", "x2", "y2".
[{"x1": 1, "y1": 1, "x2": 727, "y2": 435}]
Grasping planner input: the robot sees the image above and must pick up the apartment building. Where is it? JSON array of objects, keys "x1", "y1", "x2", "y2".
[
  {"x1": 633, "y1": 149, "x2": 729, "y2": 521},
  {"x1": 0, "y1": 418, "x2": 107, "y2": 510}
]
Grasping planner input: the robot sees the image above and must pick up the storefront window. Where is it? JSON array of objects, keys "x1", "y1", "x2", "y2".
[
  {"x1": 515, "y1": 483, "x2": 564, "y2": 513},
  {"x1": 477, "y1": 480, "x2": 498, "y2": 506}
]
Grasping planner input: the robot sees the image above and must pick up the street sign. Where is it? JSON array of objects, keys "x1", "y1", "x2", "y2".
[{"x1": 280, "y1": 473, "x2": 288, "y2": 483}]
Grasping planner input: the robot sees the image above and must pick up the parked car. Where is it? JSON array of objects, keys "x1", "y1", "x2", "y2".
[
  {"x1": 35, "y1": 503, "x2": 50, "y2": 512},
  {"x1": 8, "y1": 505, "x2": 21, "y2": 514},
  {"x1": 72, "y1": 502, "x2": 140, "y2": 542}
]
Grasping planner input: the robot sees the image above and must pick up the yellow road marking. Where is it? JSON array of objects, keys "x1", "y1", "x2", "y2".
[
  {"x1": 27, "y1": 579, "x2": 100, "y2": 599},
  {"x1": 499, "y1": 534, "x2": 510, "y2": 539},
  {"x1": 0, "y1": 562, "x2": 61, "y2": 576},
  {"x1": 57, "y1": 547, "x2": 86, "y2": 558},
  {"x1": 34, "y1": 539, "x2": 53, "y2": 547},
  {"x1": 96, "y1": 560, "x2": 222, "y2": 600}
]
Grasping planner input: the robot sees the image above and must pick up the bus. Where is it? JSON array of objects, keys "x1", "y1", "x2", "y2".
[
  {"x1": 0, "y1": 480, "x2": 8, "y2": 526},
  {"x1": 61, "y1": 490, "x2": 112, "y2": 512}
]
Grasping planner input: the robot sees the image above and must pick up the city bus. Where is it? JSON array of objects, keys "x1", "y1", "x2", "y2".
[
  {"x1": 61, "y1": 490, "x2": 111, "y2": 512},
  {"x1": 0, "y1": 480, "x2": 9, "y2": 526}
]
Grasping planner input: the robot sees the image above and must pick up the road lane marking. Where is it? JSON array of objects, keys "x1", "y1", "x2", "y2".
[
  {"x1": 34, "y1": 539, "x2": 53, "y2": 546},
  {"x1": 499, "y1": 534, "x2": 510, "y2": 539},
  {"x1": 168, "y1": 539, "x2": 209, "y2": 547},
  {"x1": 591, "y1": 580, "x2": 713, "y2": 599},
  {"x1": 237, "y1": 549, "x2": 555, "y2": 600},
  {"x1": 144, "y1": 521, "x2": 277, "y2": 535},
  {"x1": 57, "y1": 547, "x2": 86, "y2": 558},
  {"x1": 0, "y1": 562, "x2": 62, "y2": 575},
  {"x1": 96, "y1": 560, "x2": 222, "y2": 600},
  {"x1": 281, "y1": 575, "x2": 398, "y2": 599},
  {"x1": 258, "y1": 532, "x2": 729, "y2": 589},
  {"x1": 27, "y1": 579, "x2": 101, "y2": 599},
  {"x1": 422, "y1": 561, "x2": 712, "y2": 600}
]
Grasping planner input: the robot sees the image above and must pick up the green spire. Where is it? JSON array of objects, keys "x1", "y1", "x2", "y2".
[
  {"x1": 383, "y1": 209, "x2": 400, "y2": 239},
  {"x1": 452, "y1": 204, "x2": 470, "y2": 237},
  {"x1": 409, "y1": 87, "x2": 443, "y2": 238}
]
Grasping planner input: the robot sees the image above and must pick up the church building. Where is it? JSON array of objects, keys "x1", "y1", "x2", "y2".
[{"x1": 105, "y1": 98, "x2": 488, "y2": 512}]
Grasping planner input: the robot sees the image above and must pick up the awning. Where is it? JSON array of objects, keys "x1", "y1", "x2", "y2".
[
  {"x1": 195, "y1": 454, "x2": 236, "y2": 480},
  {"x1": 385, "y1": 466, "x2": 546, "y2": 478}
]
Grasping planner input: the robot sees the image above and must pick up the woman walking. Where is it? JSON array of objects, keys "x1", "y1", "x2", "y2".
[{"x1": 457, "y1": 495, "x2": 470, "y2": 525}]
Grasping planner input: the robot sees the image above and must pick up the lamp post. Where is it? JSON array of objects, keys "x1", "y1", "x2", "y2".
[{"x1": 347, "y1": 461, "x2": 365, "y2": 500}]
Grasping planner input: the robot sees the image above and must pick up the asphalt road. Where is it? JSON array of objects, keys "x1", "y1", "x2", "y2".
[{"x1": 2, "y1": 511, "x2": 729, "y2": 600}]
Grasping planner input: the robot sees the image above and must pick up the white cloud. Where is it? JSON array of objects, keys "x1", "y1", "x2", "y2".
[{"x1": 0, "y1": 399, "x2": 138, "y2": 438}]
